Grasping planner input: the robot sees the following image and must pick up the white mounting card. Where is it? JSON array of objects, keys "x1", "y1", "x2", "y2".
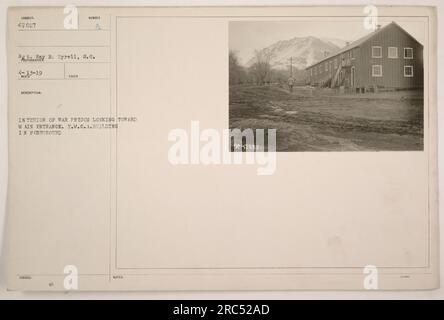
[{"x1": 6, "y1": 6, "x2": 438, "y2": 291}]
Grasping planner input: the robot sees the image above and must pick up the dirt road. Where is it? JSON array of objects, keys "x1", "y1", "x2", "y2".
[{"x1": 229, "y1": 85, "x2": 423, "y2": 151}]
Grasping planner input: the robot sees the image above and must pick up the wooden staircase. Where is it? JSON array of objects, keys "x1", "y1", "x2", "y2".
[{"x1": 330, "y1": 63, "x2": 342, "y2": 88}]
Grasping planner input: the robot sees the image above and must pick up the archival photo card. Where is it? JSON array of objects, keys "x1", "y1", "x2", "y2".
[{"x1": 6, "y1": 6, "x2": 438, "y2": 291}]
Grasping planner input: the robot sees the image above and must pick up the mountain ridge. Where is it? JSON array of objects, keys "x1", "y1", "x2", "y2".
[{"x1": 245, "y1": 36, "x2": 348, "y2": 71}]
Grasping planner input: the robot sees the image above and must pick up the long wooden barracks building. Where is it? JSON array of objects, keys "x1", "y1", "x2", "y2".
[{"x1": 305, "y1": 22, "x2": 423, "y2": 92}]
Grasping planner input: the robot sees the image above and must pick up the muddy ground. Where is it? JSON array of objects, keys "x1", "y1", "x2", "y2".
[{"x1": 229, "y1": 85, "x2": 424, "y2": 151}]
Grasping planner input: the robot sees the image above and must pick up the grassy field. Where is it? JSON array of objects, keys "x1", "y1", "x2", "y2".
[{"x1": 229, "y1": 85, "x2": 424, "y2": 151}]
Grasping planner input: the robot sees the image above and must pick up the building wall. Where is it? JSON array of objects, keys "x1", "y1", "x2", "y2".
[
  {"x1": 306, "y1": 23, "x2": 423, "y2": 90},
  {"x1": 307, "y1": 49, "x2": 354, "y2": 86},
  {"x1": 357, "y1": 24, "x2": 423, "y2": 89},
  {"x1": 307, "y1": 47, "x2": 360, "y2": 87}
]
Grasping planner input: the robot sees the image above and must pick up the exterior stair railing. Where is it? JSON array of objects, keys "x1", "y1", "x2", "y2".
[{"x1": 331, "y1": 63, "x2": 342, "y2": 88}]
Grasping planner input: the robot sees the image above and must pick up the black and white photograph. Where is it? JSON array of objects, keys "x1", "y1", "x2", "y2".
[{"x1": 229, "y1": 20, "x2": 425, "y2": 151}]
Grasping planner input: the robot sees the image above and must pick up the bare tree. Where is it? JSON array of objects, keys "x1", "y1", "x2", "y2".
[
  {"x1": 250, "y1": 49, "x2": 273, "y2": 85},
  {"x1": 229, "y1": 50, "x2": 247, "y2": 86}
]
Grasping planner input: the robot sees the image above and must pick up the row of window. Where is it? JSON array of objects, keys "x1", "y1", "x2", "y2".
[
  {"x1": 310, "y1": 49, "x2": 356, "y2": 76},
  {"x1": 311, "y1": 58, "x2": 339, "y2": 76},
  {"x1": 372, "y1": 65, "x2": 414, "y2": 77},
  {"x1": 372, "y1": 46, "x2": 413, "y2": 59},
  {"x1": 310, "y1": 47, "x2": 415, "y2": 76}
]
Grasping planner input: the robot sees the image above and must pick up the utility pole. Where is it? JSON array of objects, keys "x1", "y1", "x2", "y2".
[
  {"x1": 288, "y1": 57, "x2": 294, "y2": 93},
  {"x1": 290, "y1": 57, "x2": 293, "y2": 78}
]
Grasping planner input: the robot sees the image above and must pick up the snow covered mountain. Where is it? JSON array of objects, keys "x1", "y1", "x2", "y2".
[{"x1": 246, "y1": 36, "x2": 348, "y2": 70}]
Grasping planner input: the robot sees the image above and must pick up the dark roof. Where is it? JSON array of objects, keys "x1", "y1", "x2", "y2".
[{"x1": 305, "y1": 22, "x2": 418, "y2": 69}]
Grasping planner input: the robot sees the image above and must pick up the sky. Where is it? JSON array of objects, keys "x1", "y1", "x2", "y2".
[{"x1": 229, "y1": 18, "x2": 427, "y2": 66}]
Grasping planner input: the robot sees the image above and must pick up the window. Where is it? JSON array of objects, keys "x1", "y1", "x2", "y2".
[
  {"x1": 372, "y1": 65, "x2": 382, "y2": 77},
  {"x1": 372, "y1": 46, "x2": 382, "y2": 58},
  {"x1": 310, "y1": 68, "x2": 313, "y2": 76},
  {"x1": 388, "y1": 47, "x2": 398, "y2": 58},
  {"x1": 314, "y1": 66, "x2": 317, "y2": 75},
  {"x1": 404, "y1": 65, "x2": 414, "y2": 77},
  {"x1": 325, "y1": 62, "x2": 328, "y2": 72},
  {"x1": 404, "y1": 48, "x2": 413, "y2": 59},
  {"x1": 334, "y1": 58, "x2": 338, "y2": 69},
  {"x1": 350, "y1": 49, "x2": 355, "y2": 60}
]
